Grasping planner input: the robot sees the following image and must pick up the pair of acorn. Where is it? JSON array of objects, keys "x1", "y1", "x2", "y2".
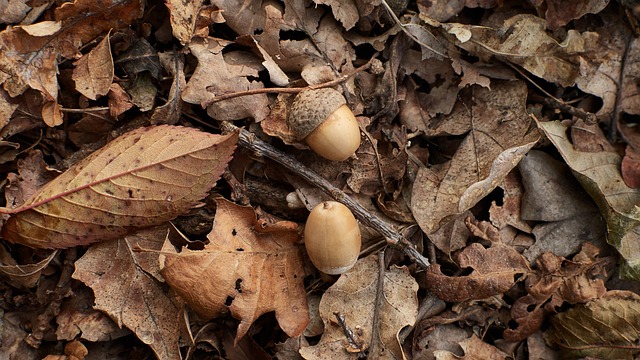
[{"x1": 287, "y1": 88, "x2": 362, "y2": 275}]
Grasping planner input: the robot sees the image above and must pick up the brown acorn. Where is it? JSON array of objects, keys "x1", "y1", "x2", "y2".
[{"x1": 287, "y1": 88, "x2": 361, "y2": 161}]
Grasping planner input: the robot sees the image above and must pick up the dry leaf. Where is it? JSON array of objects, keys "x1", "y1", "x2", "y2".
[
  {"x1": 160, "y1": 198, "x2": 309, "y2": 343},
  {"x1": 299, "y1": 253, "x2": 419, "y2": 360},
  {"x1": 425, "y1": 243, "x2": 530, "y2": 302},
  {"x1": 72, "y1": 33, "x2": 114, "y2": 100},
  {"x1": 575, "y1": 10, "x2": 637, "y2": 121},
  {"x1": 150, "y1": 52, "x2": 186, "y2": 125},
  {"x1": 1, "y1": 125, "x2": 237, "y2": 249},
  {"x1": 538, "y1": 120, "x2": 640, "y2": 279},
  {"x1": 544, "y1": 290, "x2": 640, "y2": 360},
  {"x1": 182, "y1": 37, "x2": 269, "y2": 121},
  {"x1": 56, "y1": 286, "x2": 130, "y2": 342},
  {"x1": 73, "y1": 225, "x2": 183, "y2": 360},
  {"x1": 165, "y1": 0, "x2": 205, "y2": 45},
  {"x1": 411, "y1": 80, "x2": 539, "y2": 234},
  {"x1": 504, "y1": 243, "x2": 613, "y2": 341},
  {"x1": 0, "y1": 0, "x2": 143, "y2": 122},
  {"x1": 518, "y1": 150, "x2": 606, "y2": 262},
  {"x1": 433, "y1": 334, "x2": 510, "y2": 360},
  {"x1": 532, "y1": 0, "x2": 609, "y2": 30}
]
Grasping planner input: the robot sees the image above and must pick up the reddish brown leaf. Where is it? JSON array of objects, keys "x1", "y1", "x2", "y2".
[
  {"x1": 425, "y1": 243, "x2": 530, "y2": 302},
  {"x1": 160, "y1": 198, "x2": 309, "y2": 343},
  {"x1": 1, "y1": 125, "x2": 237, "y2": 249}
]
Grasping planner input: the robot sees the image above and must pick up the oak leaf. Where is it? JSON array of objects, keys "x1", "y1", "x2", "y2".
[
  {"x1": 1, "y1": 125, "x2": 237, "y2": 249},
  {"x1": 159, "y1": 198, "x2": 309, "y2": 343},
  {"x1": 299, "y1": 253, "x2": 419, "y2": 360},
  {"x1": 504, "y1": 243, "x2": 613, "y2": 341},
  {"x1": 425, "y1": 243, "x2": 530, "y2": 302}
]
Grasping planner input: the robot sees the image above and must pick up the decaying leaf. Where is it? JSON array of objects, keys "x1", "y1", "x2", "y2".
[
  {"x1": 165, "y1": 0, "x2": 214, "y2": 45},
  {"x1": 538, "y1": 120, "x2": 640, "y2": 279},
  {"x1": 73, "y1": 225, "x2": 184, "y2": 360},
  {"x1": 429, "y1": 13, "x2": 599, "y2": 87},
  {"x1": 1, "y1": 125, "x2": 238, "y2": 249},
  {"x1": 182, "y1": 37, "x2": 270, "y2": 121},
  {"x1": 411, "y1": 80, "x2": 539, "y2": 234},
  {"x1": 504, "y1": 243, "x2": 613, "y2": 341},
  {"x1": 159, "y1": 198, "x2": 309, "y2": 343},
  {"x1": 425, "y1": 243, "x2": 530, "y2": 302},
  {"x1": 518, "y1": 150, "x2": 606, "y2": 262},
  {"x1": 545, "y1": 290, "x2": 640, "y2": 360},
  {"x1": 72, "y1": 32, "x2": 114, "y2": 100},
  {"x1": 532, "y1": 0, "x2": 609, "y2": 30},
  {"x1": 0, "y1": 0, "x2": 143, "y2": 123},
  {"x1": 433, "y1": 334, "x2": 510, "y2": 360},
  {"x1": 299, "y1": 253, "x2": 418, "y2": 360}
]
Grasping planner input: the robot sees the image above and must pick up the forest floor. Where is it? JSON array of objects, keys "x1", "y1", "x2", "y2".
[{"x1": 0, "y1": 0, "x2": 640, "y2": 359}]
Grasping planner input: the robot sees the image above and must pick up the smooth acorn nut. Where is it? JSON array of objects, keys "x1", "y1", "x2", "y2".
[
  {"x1": 304, "y1": 201, "x2": 361, "y2": 275},
  {"x1": 287, "y1": 88, "x2": 361, "y2": 161}
]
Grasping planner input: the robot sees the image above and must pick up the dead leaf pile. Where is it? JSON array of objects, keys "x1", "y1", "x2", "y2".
[{"x1": 0, "y1": 0, "x2": 640, "y2": 359}]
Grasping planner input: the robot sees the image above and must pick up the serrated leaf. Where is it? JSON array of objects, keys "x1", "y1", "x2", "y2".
[{"x1": 1, "y1": 125, "x2": 237, "y2": 249}]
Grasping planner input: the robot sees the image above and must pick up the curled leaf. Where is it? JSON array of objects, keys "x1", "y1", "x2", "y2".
[{"x1": 1, "y1": 125, "x2": 237, "y2": 249}]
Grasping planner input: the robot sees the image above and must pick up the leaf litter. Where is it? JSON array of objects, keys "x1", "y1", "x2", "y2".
[{"x1": 0, "y1": 0, "x2": 639, "y2": 359}]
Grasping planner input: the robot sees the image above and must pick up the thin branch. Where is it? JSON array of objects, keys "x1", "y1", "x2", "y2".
[
  {"x1": 222, "y1": 123, "x2": 430, "y2": 269},
  {"x1": 380, "y1": 0, "x2": 447, "y2": 58},
  {"x1": 367, "y1": 249, "x2": 386, "y2": 359},
  {"x1": 507, "y1": 63, "x2": 597, "y2": 125},
  {"x1": 334, "y1": 312, "x2": 367, "y2": 358},
  {"x1": 201, "y1": 55, "x2": 378, "y2": 108}
]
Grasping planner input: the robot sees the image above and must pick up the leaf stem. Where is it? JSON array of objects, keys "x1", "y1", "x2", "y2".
[
  {"x1": 201, "y1": 55, "x2": 379, "y2": 108},
  {"x1": 222, "y1": 123, "x2": 430, "y2": 269}
]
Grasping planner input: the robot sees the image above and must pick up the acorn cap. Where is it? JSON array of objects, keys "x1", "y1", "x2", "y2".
[{"x1": 287, "y1": 88, "x2": 347, "y2": 140}]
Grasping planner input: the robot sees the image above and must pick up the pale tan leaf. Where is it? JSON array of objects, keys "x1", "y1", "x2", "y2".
[
  {"x1": 434, "y1": 335, "x2": 509, "y2": 360},
  {"x1": 1, "y1": 125, "x2": 237, "y2": 249},
  {"x1": 73, "y1": 225, "x2": 184, "y2": 360},
  {"x1": 160, "y1": 198, "x2": 308, "y2": 343},
  {"x1": 434, "y1": 14, "x2": 598, "y2": 87},
  {"x1": 299, "y1": 253, "x2": 419, "y2": 360},
  {"x1": 72, "y1": 33, "x2": 114, "y2": 100},
  {"x1": 165, "y1": 0, "x2": 205, "y2": 45},
  {"x1": 182, "y1": 37, "x2": 269, "y2": 121},
  {"x1": 538, "y1": 120, "x2": 640, "y2": 279}
]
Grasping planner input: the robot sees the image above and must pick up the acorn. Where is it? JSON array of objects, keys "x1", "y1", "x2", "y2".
[
  {"x1": 287, "y1": 88, "x2": 361, "y2": 161},
  {"x1": 304, "y1": 201, "x2": 361, "y2": 275}
]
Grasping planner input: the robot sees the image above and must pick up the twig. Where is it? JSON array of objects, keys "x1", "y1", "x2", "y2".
[
  {"x1": 222, "y1": 123, "x2": 430, "y2": 269},
  {"x1": 380, "y1": 0, "x2": 447, "y2": 58},
  {"x1": 507, "y1": 63, "x2": 597, "y2": 125},
  {"x1": 334, "y1": 312, "x2": 367, "y2": 358},
  {"x1": 201, "y1": 56, "x2": 378, "y2": 108},
  {"x1": 367, "y1": 249, "x2": 386, "y2": 359}
]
